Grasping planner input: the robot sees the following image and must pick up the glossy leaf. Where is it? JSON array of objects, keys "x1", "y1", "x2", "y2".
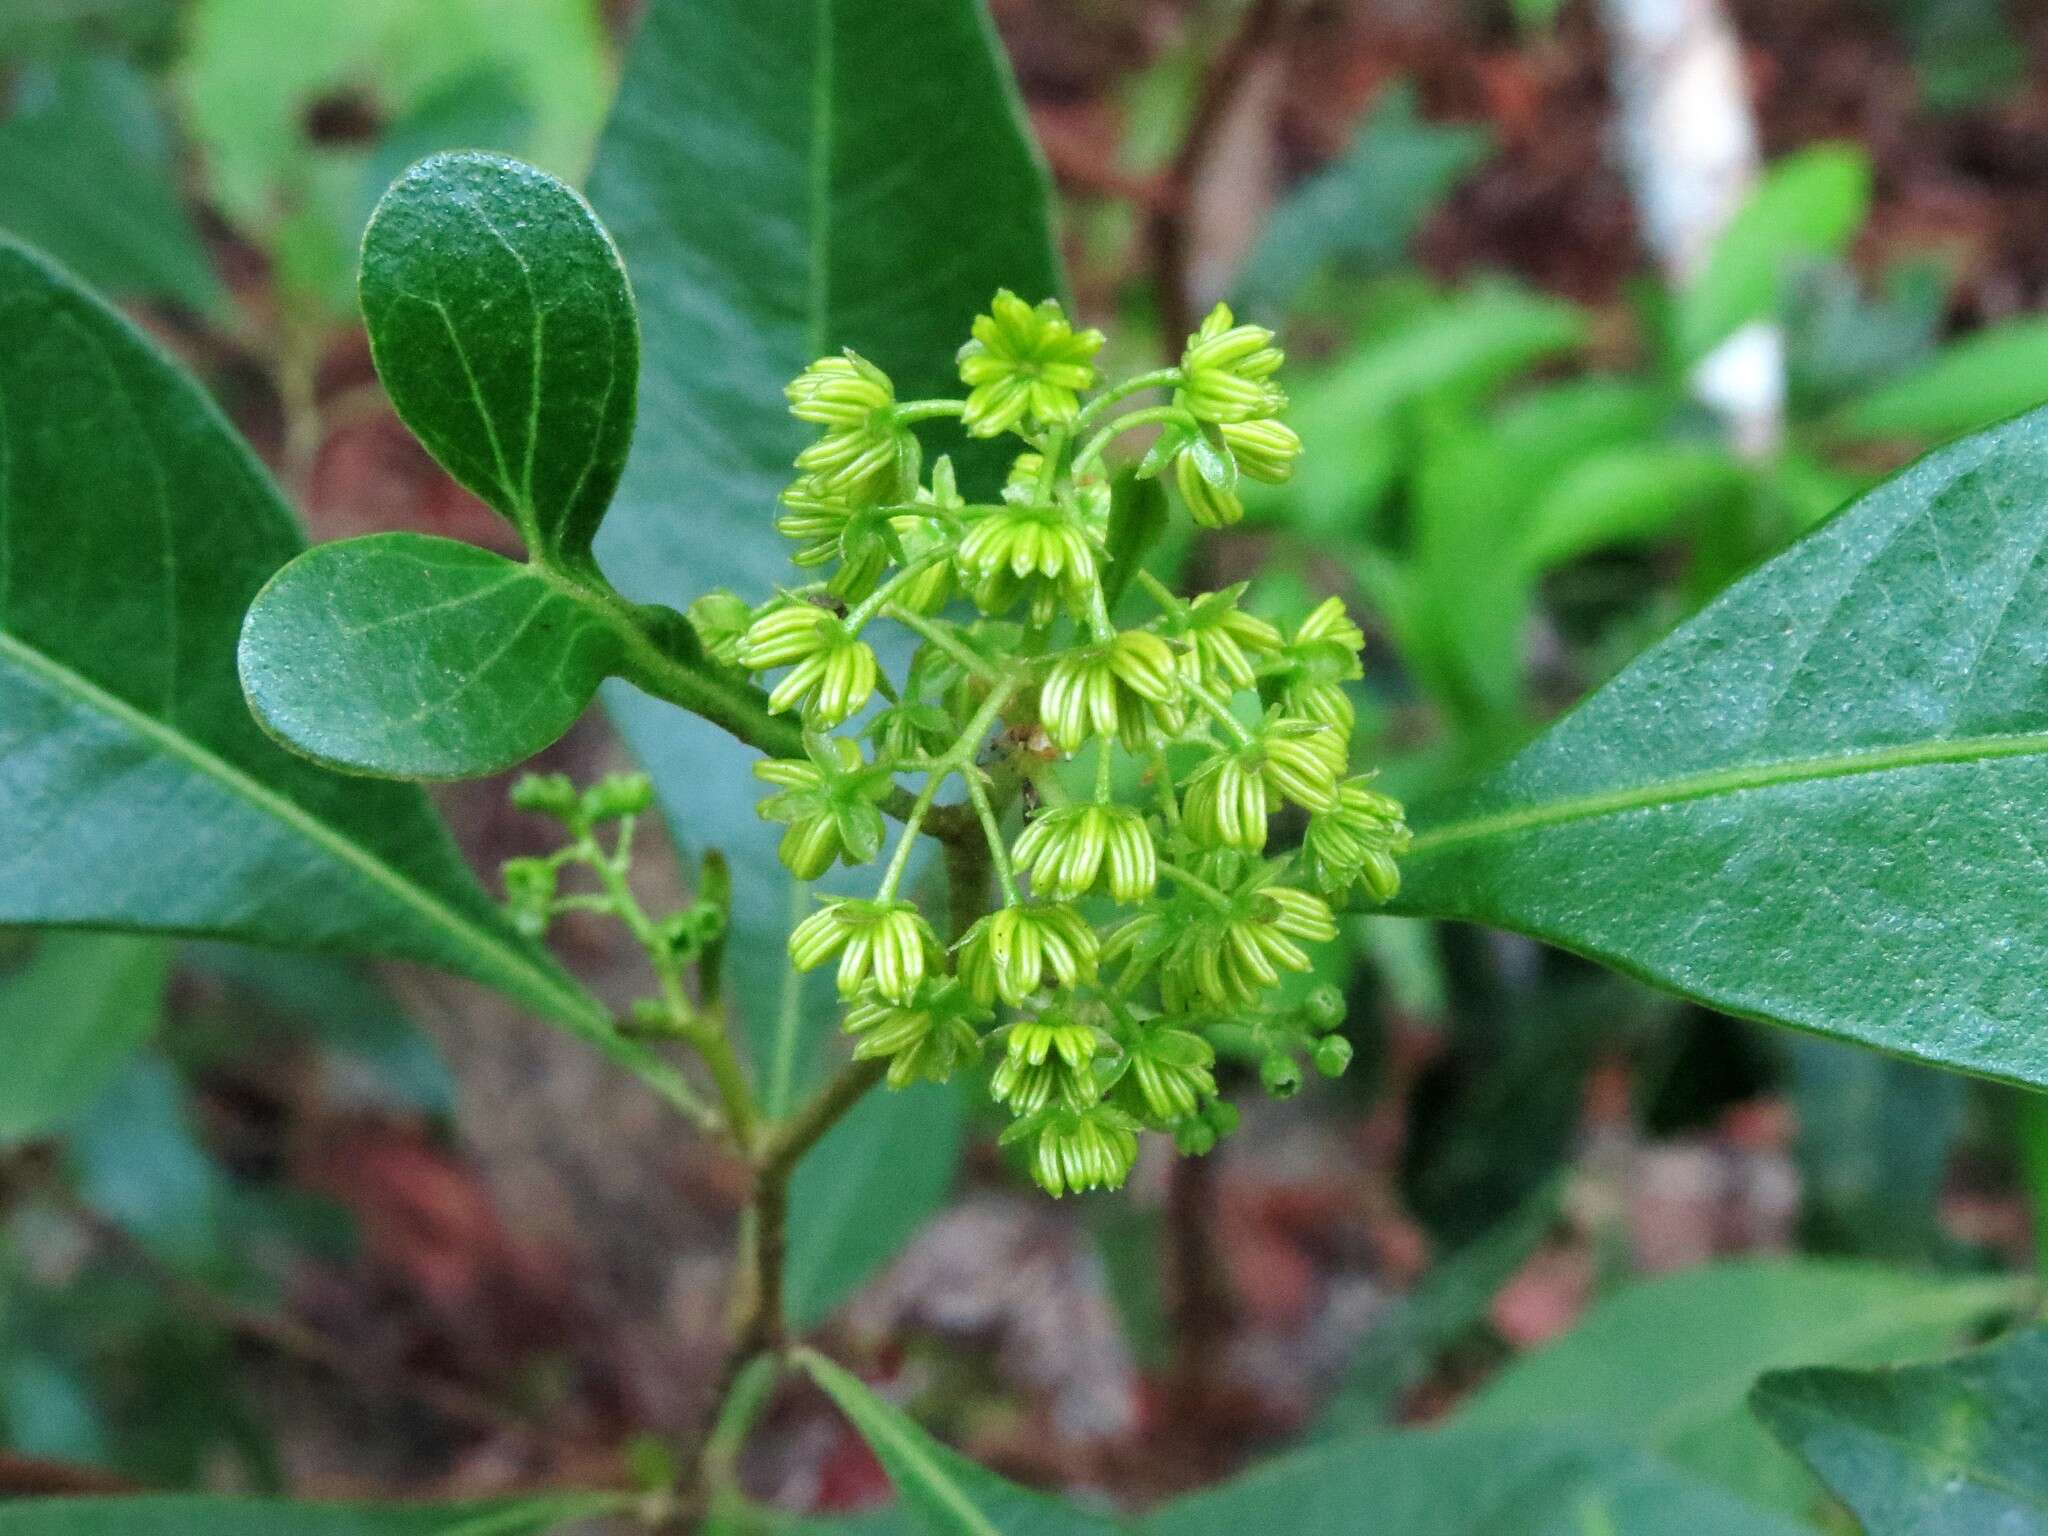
[
  {"x1": 1144, "y1": 1425, "x2": 1814, "y2": 1536},
  {"x1": 0, "y1": 54, "x2": 223, "y2": 315},
  {"x1": 1102, "y1": 468, "x2": 1170, "y2": 612},
  {"x1": 1389, "y1": 407, "x2": 2048, "y2": 1087},
  {"x1": 1839, "y1": 315, "x2": 2048, "y2": 442},
  {"x1": 585, "y1": 0, "x2": 1063, "y2": 1046},
  {"x1": 1753, "y1": 1324, "x2": 2048, "y2": 1533},
  {"x1": 241, "y1": 533, "x2": 623, "y2": 778},
  {"x1": 796, "y1": 1350, "x2": 1119, "y2": 1536},
  {"x1": 361, "y1": 152, "x2": 637, "y2": 563},
  {"x1": 787, "y1": 1080, "x2": 967, "y2": 1329},
  {"x1": 0, "y1": 1494, "x2": 624, "y2": 1535},
  {"x1": 0, "y1": 239, "x2": 636, "y2": 1055},
  {"x1": 0, "y1": 934, "x2": 169, "y2": 1144},
  {"x1": 1458, "y1": 1260, "x2": 2024, "y2": 1508}
]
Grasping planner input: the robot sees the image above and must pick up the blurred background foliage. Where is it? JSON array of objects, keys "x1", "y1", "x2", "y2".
[{"x1": 3, "y1": 0, "x2": 2047, "y2": 1519}]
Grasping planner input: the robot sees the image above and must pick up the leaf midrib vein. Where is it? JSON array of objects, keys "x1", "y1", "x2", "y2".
[
  {"x1": 1770, "y1": 1398, "x2": 2048, "y2": 1510},
  {"x1": 0, "y1": 626, "x2": 597, "y2": 1028},
  {"x1": 1408, "y1": 729, "x2": 2048, "y2": 855}
]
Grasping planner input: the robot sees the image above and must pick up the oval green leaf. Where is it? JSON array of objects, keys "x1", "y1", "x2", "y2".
[
  {"x1": 1390, "y1": 406, "x2": 2048, "y2": 1087},
  {"x1": 1752, "y1": 1324, "x2": 2048, "y2": 1534},
  {"x1": 0, "y1": 239, "x2": 689, "y2": 1101},
  {"x1": 361, "y1": 151, "x2": 638, "y2": 563},
  {"x1": 0, "y1": 1494, "x2": 624, "y2": 1535},
  {"x1": 1456, "y1": 1260, "x2": 2025, "y2": 1509},
  {"x1": 241, "y1": 533, "x2": 623, "y2": 778}
]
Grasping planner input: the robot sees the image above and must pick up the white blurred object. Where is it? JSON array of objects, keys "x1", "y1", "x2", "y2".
[{"x1": 1600, "y1": 0, "x2": 1784, "y2": 457}]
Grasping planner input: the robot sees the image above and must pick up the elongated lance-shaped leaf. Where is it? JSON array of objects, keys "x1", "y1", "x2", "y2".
[
  {"x1": 0, "y1": 239, "x2": 654, "y2": 1074},
  {"x1": 240, "y1": 533, "x2": 625, "y2": 778},
  {"x1": 360, "y1": 151, "x2": 638, "y2": 564},
  {"x1": 1752, "y1": 1324, "x2": 2048, "y2": 1534},
  {"x1": 1390, "y1": 404, "x2": 2048, "y2": 1088}
]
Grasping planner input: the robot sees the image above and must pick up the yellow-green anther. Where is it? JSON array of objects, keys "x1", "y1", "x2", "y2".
[
  {"x1": 955, "y1": 902, "x2": 1100, "y2": 1008},
  {"x1": 1173, "y1": 446, "x2": 1245, "y2": 529},
  {"x1": 1221, "y1": 416, "x2": 1302, "y2": 484},
  {"x1": 957, "y1": 501, "x2": 1099, "y2": 587},
  {"x1": 843, "y1": 977, "x2": 989, "y2": 1088},
  {"x1": 957, "y1": 290, "x2": 1105, "y2": 437},
  {"x1": 1000, "y1": 1103, "x2": 1141, "y2": 1197},
  {"x1": 1038, "y1": 630, "x2": 1184, "y2": 753},
  {"x1": 1178, "y1": 303, "x2": 1286, "y2": 425},
  {"x1": 1112, "y1": 1025, "x2": 1217, "y2": 1124},
  {"x1": 1301, "y1": 776, "x2": 1410, "y2": 902},
  {"x1": 1257, "y1": 722, "x2": 1343, "y2": 814},
  {"x1": 739, "y1": 605, "x2": 879, "y2": 727},
  {"x1": 1182, "y1": 753, "x2": 1271, "y2": 852},
  {"x1": 787, "y1": 898, "x2": 938, "y2": 1003}
]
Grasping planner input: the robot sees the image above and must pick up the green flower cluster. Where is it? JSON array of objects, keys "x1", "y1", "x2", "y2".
[{"x1": 719, "y1": 296, "x2": 1407, "y2": 1197}]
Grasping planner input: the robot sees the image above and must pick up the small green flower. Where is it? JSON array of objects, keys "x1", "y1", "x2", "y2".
[
  {"x1": 775, "y1": 476, "x2": 855, "y2": 569},
  {"x1": 1166, "y1": 585, "x2": 1283, "y2": 693},
  {"x1": 1221, "y1": 416, "x2": 1301, "y2": 484},
  {"x1": 737, "y1": 602, "x2": 880, "y2": 727},
  {"x1": 1181, "y1": 750, "x2": 1271, "y2": 852},
  {"x1": 788, "y1": 897, "x2": 941, "y2": 1003},
  {"x1": 957, "y1": 290, "x2": 1105, "y2": 437},
  {"x1": 844, "y1": 978, "x2": 989, "y2": 1088},
  {"x1": 1001, "y1": 1102, "x2": 1142, "y2": 1197},
  {"x1": 1300, "y1": 776, "x2": 1410, "y2": 903},
  {"x1": 685, "y1": 590, "x2": 753, "y2": 668},
  {"x1": 1012, "y1": 803, "x2": 1158, "y2": 902},
  {"x1": 1253, "y1": 717, "x2": 1344, "y2": 815},
  {"x1": 1108, "y1": 1023, "x2": 1217, "y2": 1123},
  {"x1": 754, "y1": 737, "x2": 892, "y2": 880},
  {"x1": 989, "y1": 1010, "x2": 1103, "y2": 1114},
  {"x1": 1173, "y1": 445, "x2": 1244, "y2": 529},
  {"x1": 957, "y1": 500, "x2": 1099, "y2": 588},
  {"x1": 1160, "y1": 867, "x2": 1336, "y2": 1010},
  {"x1": 1275, "y1": 595, "x2": 1366, "y2": 731},
  {"x1": 1179, "y1": 303, "x2": 1286, "y2": 424},
  {"x1": 501, "y1": 856, "x2": 557, "y2": 938},
  {"x1": 955, "y1": 902, "x2": 1100, "y2": 1008},
  {"x1": 787, "y1": 351, "x2": 918, "y2": 500},
  {"x1": 1038, "y1": 630, "x2": 1183, "y2": 754}
]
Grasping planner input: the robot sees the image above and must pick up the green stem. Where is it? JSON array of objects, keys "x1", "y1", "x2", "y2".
[
  {"x1": 895, "y1": 398, "x2": 968, "y2": 423},
  {"x1": 1073, "y1": 367, "x2": 1183, "y2": 434},
  {"x1": 844, "y1": 553, "x2": 946, "y2": 633},
  {"x1": 1073, "y1": 404, "x2": 1197, "y2": 478},
  {"x1": 886, "y1": 606, "x2": 1006, "y2": 684},
  {"x1": 1135, "y1": 567, "x2": 1185, "y2": 615},
  {"x1": 1151, "y1": 748, "x2": 1183, "y2": 831},
  {"x1": 1188, "y1": 677, "x2": 1255, "y2": 747},
  {"x1": 1094, "y1": 738, "x2": 1115, "y2": 802},
  {"x1": 1159, "y1": 860, "x2": 1235, "y2": 911},
  {"x1": 965, "y1": 769, "x2": 1020, "y2": 904}
]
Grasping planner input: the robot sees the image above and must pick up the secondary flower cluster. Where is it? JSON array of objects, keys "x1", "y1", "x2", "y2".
[{"x1": 717, "y1": 294, "x2": 1409, "y2": 1196}]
